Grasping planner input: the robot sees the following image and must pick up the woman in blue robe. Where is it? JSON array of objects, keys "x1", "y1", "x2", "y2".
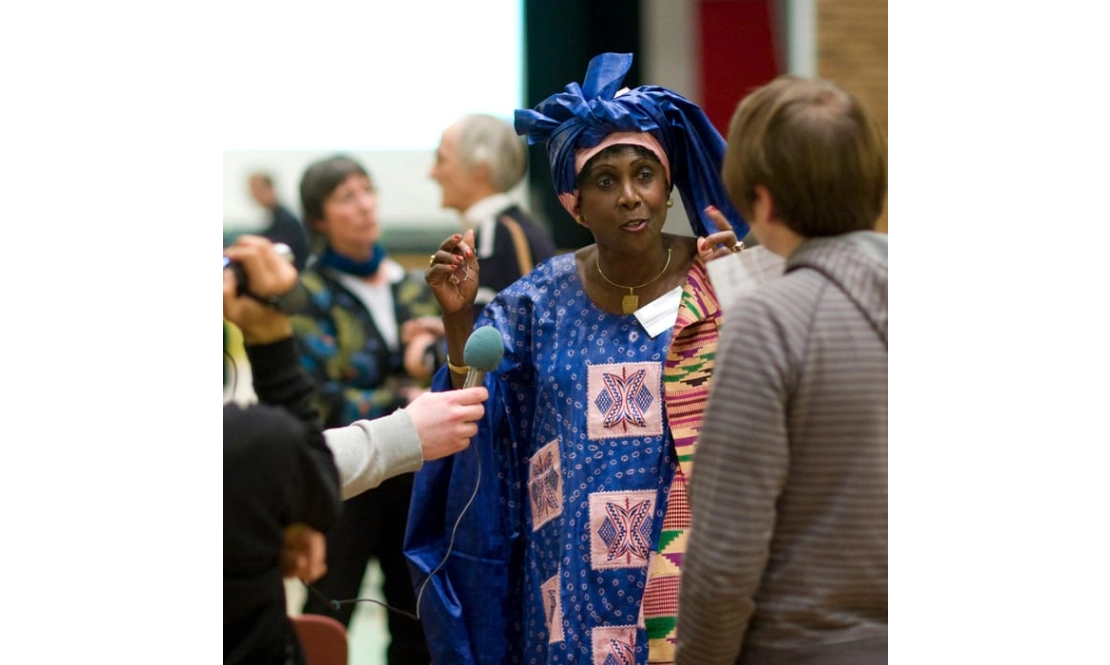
[{"x1": 405, "y1": 53, "x2": 748, "y2": 665}]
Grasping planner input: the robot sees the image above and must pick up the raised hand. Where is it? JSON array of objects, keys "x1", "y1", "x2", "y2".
[
  {"x1": 696, "y1": 205, "x2": 745, "y2": 263},
  {"x1": 426, "y1": 229, "x2": 480, "y2": 316}
]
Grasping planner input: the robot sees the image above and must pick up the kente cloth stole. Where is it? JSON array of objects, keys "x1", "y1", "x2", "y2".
[{"x1": 642, "y1": 260, "x2": 721, "y2": 664}]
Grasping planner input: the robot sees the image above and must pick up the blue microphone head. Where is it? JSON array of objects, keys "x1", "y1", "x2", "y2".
[{"x1": 463, "y1": 325, "x2": 505, "y2": 372}]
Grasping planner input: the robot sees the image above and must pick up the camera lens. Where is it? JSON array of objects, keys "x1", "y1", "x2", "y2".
[
  {"x1": 223, "y1": 243, "x2": 297, "y2": 302},
  {"x1": 218, "y1": 244, "x2": 306, "y2": 315}
]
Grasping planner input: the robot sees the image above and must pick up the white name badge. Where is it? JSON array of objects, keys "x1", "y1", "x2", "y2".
[{"x1": 635, "y1": 286, "x2": 684, "y2": 339}]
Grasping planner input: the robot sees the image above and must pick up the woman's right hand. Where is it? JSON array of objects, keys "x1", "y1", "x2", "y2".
[{"x1": 426, "y1": 229, "x2": 479, "y2": 315}]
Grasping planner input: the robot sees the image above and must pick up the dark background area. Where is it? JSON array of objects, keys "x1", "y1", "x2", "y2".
[{"x1": 523, "y1": 0, "x2": 644, "y2": 251}]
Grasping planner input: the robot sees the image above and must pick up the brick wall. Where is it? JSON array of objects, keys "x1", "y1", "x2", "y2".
[{"x1": 817, "y1": 0, "x2": 888, "y2": 231}]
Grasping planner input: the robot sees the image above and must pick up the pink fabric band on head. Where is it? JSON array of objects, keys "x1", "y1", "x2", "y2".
[
  {"x1": 574, "y1": 132, "x2": 671, "y2": 183},
  {"x1": 557, "y1": 131, "x2": 671, "y2": 220}
]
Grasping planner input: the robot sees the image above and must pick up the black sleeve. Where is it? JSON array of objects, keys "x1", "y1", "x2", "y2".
[
  {"x1": 246, "y1": 336, "x2": 340, "y2": 529},
  {"x1": 223, "y1": 337, "x2": 341, "y2": 575}
]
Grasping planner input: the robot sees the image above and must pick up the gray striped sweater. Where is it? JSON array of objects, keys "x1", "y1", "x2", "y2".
[{"x1": 676, "y1": 231, "x2": 888, "y2": 664}]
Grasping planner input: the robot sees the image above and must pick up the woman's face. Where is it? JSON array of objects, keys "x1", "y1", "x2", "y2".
[
  {"x1": 576, "y1": 146, "x2": 669, "y2": 254},
  {"x1": 315, "y1": 172, "x2": 380, "y2": 258}
]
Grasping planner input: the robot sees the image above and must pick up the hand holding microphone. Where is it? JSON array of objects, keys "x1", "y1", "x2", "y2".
[
  {"x1": 403, "y1": 386, "x2": 490, "y2": 461},
  {"x1": 409, "y1": 326, "x2": 499, "y2": 459}
]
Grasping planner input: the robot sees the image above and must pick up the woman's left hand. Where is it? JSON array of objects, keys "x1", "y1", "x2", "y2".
[
  {"x1": 696, "y1": 205, "x2": 745, "y2": 263},
  {"x1": 403, "y1": 331, "x2": 438, "y2": 380},
  {"x1": 402, "y1": 316, "x2": 446, "y2": 344}
]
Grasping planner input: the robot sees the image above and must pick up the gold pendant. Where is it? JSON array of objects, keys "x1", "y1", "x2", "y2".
[{"x1": 622, "y1": 293, "x2": 639, "y2": 314}]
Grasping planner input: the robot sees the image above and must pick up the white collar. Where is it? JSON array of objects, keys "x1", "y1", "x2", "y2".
[
  {"x1": 461, "y1": 193, "x2": 515, "y2": 230},
  {"x1": 379, "y1": 257, "x2": 405, "y2": 283}
]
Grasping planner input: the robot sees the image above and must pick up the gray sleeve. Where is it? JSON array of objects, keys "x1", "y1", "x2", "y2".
[
  {"x1": 324, "y1": 409, "x2": 424, "y2": 500},
  {"x1": 676, "y1": 296, "x2": 791, "y2": 664}
]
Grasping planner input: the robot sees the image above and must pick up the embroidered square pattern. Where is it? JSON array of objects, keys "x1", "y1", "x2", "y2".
[
  {"x1": 528, "y1": 439, "x2": 563, "y2": 531},
  {"x1": 540, "y1": 572, "x2": 564, "y2": 643},
  {"x1": 587, "y1": 361, "x2": 664, "y2": 440},
  {"x1": 591, "y1": 624, "x2": 637, "y2": 665},
  {"x1": 589, "y1": 489, "x2": 656, "y2": 570}
]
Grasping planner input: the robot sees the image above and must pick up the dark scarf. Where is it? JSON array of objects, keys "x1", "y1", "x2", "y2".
[{"x1": 317, "y1": 244, "x2": 385, "y2": 277}]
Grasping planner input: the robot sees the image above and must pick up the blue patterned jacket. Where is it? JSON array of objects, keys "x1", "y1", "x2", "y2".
[{"x1": 290, "y1": 260, "x2": 440, "y2": 428}]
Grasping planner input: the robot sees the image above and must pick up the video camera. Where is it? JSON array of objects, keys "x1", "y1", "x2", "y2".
[{"x1": 223, "y1": 242, "x2": 308, "y2": 315}]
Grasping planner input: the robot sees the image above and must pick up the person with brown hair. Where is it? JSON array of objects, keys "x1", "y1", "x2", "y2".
[
  {"x1": 675, "y1": 75, "x2": 888, "y2": 664},
  {"x1": 291, "y1": 154, "x2": 440, "y2": 664}
]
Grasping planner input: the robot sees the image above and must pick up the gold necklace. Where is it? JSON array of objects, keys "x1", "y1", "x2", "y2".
[{"x1": 595, "y1": 246, "x2": 673, "y2": 314}]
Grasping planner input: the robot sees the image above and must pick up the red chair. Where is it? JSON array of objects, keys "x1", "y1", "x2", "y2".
[{"x1": 290, "y1": 614, "x2": 348, "y2": 665}]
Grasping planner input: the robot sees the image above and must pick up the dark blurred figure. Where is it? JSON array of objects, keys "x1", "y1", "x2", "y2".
[
  {"x1": 249, "y1": 171, "x2": 312, "y2": 272},
  {"x1": 223, "y1": 235, "x2": 340, "y2": 665}
]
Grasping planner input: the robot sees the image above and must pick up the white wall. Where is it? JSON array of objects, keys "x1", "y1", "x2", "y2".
[
  {"x1": 222, "y1": 0, "x2": 524, "y2": 237},
  {"x1": 224, "y1": 149, "x2": 530, "y2": 232},
  {"x1": 223, "y1": 1, "x2": 816, "y2": 240},
  {"x1": 641, "y1": 0, "x2": 698, "y2": 237}
]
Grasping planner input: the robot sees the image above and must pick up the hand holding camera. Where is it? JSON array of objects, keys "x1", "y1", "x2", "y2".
[{"x1": 223, "y1": 235, "x2": 301, "y2": 344}]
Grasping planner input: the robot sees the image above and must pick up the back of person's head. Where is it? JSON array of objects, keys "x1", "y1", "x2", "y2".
[
  {"x1": 723, "y1": 75, "x2": 887, "y2": 238},
  {"x1": 457, "y1": 114, "x2": 527, "y2": 193},
  {"x1": 299, "y1": 155, "x2": 371, "y2": 253}
]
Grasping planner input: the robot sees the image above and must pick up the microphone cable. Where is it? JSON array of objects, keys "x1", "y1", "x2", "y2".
[{"x1": 300, "y1": 433, "x2": 483, "y2": 622}]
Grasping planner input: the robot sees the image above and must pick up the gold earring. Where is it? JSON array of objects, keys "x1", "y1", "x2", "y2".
[
  {"x1": 576, "y1": 214, "x2": 586, "y2": 226},
  {"x1": 666, "y1": 199, "x2": 674, "y2": 209}
]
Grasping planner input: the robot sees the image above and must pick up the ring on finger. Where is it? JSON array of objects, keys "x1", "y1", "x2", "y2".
[
  {"x1": 731, "y1": 241, "x2": 745, "y2": 253},
  {"x1": 428, "y1": 253, "x2": 437, "y2": 268}
]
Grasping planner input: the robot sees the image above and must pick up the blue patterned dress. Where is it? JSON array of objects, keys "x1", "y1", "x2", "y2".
[{"x1": 406, "y1": 253, "x2": 720, "y2": 665}]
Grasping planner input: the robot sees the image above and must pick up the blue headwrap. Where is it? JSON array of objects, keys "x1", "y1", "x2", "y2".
[{"x1": 514, "y1": 52, "x2": 747, "y2": 239}]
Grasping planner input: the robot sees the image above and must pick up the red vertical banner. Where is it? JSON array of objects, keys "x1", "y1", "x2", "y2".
[{"x1": 697, "y1": 0, "x2": 782, "y2": 136}]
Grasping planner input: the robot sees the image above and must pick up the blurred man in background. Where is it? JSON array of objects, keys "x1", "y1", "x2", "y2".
[
  {"x1": 249, "y1": 171, "x2": 311, "y2": 271},
  {"x1": 430, "y1": 113, "x2": 557, "y2": 312}
]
